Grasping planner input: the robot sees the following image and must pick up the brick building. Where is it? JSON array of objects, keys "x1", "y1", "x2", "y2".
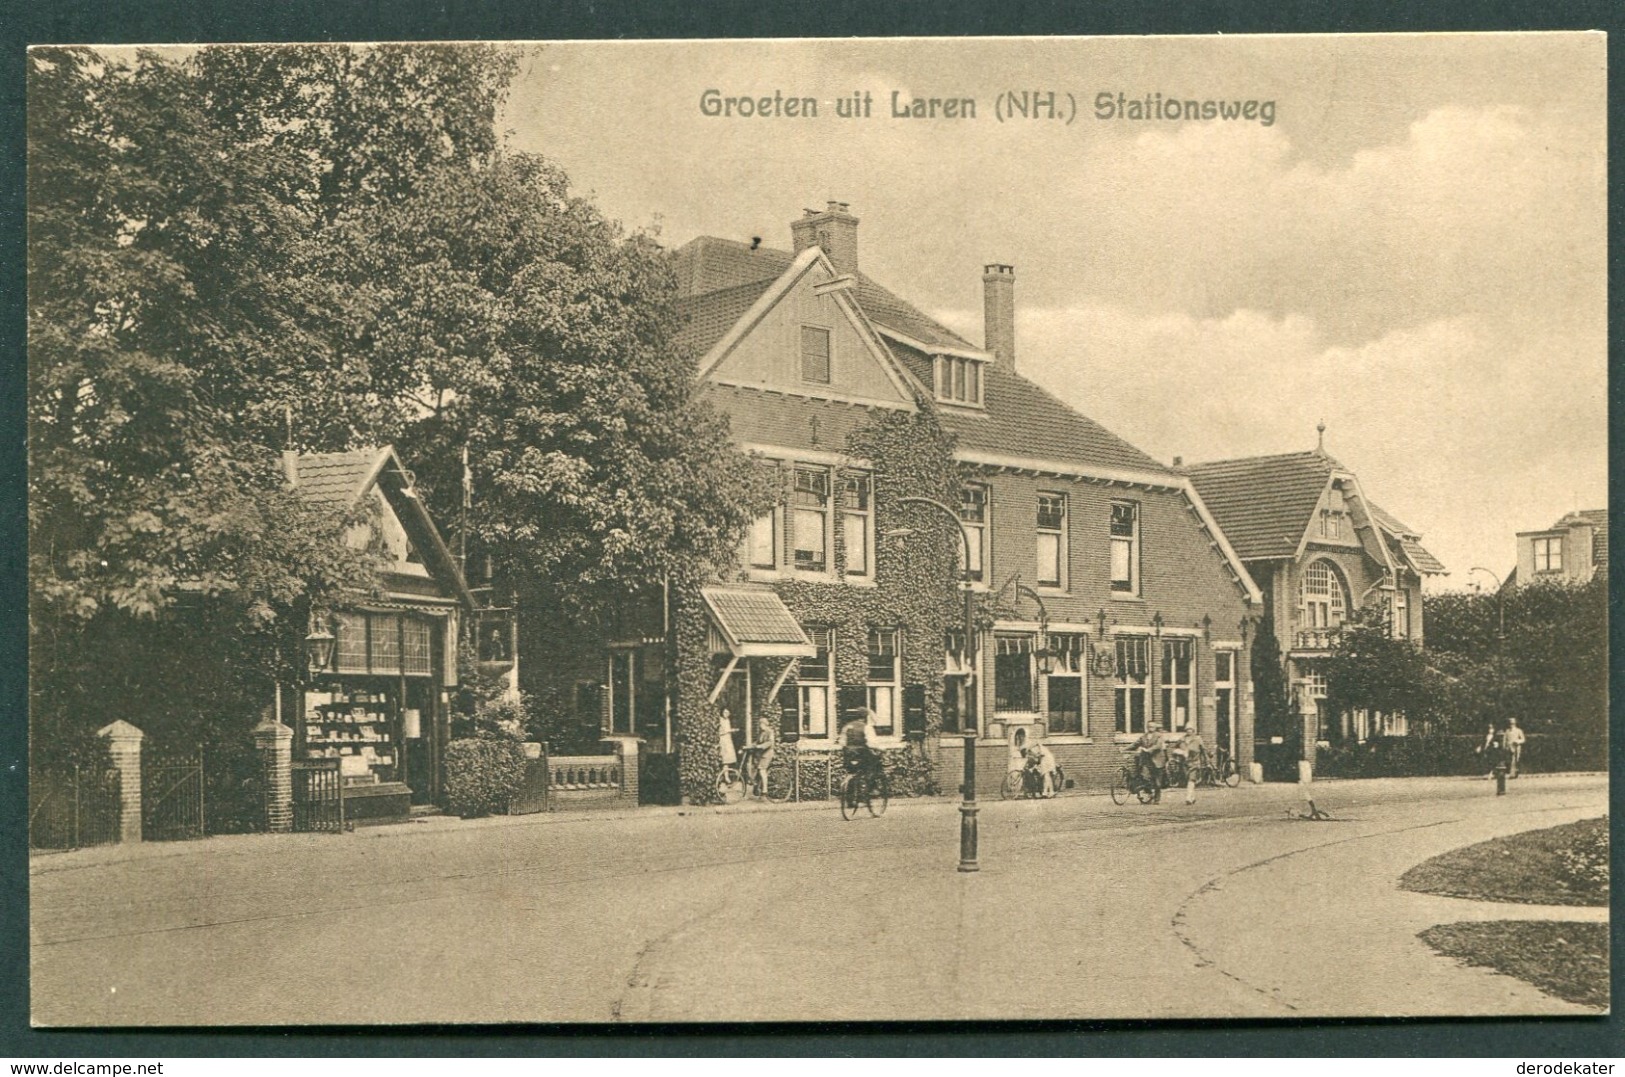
[
  {"x1": 1187, "y1": 440, "x2": 1445, "y2": 771},
  {"x1": 660, "y1": 203, "x2": 1261, "y2": 794}
]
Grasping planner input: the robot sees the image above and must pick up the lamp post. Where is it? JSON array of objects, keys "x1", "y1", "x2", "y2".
[
  {"x1": 1470, "y1": 567, "x2": 1507, "y2": 792},
  {"x1": 896, "y1": 495, "x2": 982, "y2": 872}
]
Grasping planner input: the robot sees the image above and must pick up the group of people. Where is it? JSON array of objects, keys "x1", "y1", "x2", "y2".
[
  {"x1": 716, "y1": 706, "x2": 886, "y2": 792},
  {"x1": 1478, "y1": 717, "x2": 1526, "y2": 778},
  {"x1": 1129, "y1": 722, "x2": 1207, "y2": 804}
]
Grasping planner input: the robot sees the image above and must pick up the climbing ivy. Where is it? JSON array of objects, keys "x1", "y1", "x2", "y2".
[{"x1": 672, "y1": 407, "x2": 962, "y2": 803}]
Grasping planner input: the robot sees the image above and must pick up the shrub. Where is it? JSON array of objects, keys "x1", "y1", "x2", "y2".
[
  {"x1": 1557, "y1": 818, "x2": 1609, "y2": 898},
  {"x1": 444, "y1": 735, "x2": 528, "y2": 817}
]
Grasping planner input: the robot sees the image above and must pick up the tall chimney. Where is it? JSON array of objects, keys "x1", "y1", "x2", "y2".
[
  {"x1": 983, "y1": 264, "x2": 1016, "y2": 369},
  {"x1": 790, "y1": 201, "x2": 859, "y2": 277}
]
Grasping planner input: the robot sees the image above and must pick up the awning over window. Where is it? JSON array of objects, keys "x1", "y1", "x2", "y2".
[{"x1": 700, "y1": 588, "x2": 817, "y2": 658}]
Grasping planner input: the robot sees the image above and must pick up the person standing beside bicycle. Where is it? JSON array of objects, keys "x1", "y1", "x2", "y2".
[
  {"x1": 835, "y1": 708, "x2": 885, "y2": 789},
  {"x1": 749, "y1": 711, "x2": 779, "y2": 794},
  {"x1": 1131, "y1": 722, "x2": 1168, "y2": 803},
  {"x1": 1172, "y1": 727, "x2": 1206, "y2": 805}
]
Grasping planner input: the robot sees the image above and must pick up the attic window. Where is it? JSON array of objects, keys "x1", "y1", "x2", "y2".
[
  {"x1": 934, "y1": 355, "x2": 985, "y2": 406},
  {"x1": 801, "y1": 326, "x2": 831, "y2": 384}
]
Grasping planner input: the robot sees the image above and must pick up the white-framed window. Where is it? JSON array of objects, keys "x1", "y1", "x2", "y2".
[
  {"x1": 785, "y1": 626, "x2": 834, "y2": 738},
  {"x1": 1046, "y1": 634, "x2": 1086, "y2": 735},
  {"x1": 792, "y1": 466, "x2": 831, "y2": 574},
  {"x1": 1214, "y1": 649, "x2": 1237, "y2": 757},
  {"x1": 1114, "y1": 636, "x2": 1151, "y2": 734},
  {"x1": 1319, "y1": 485, "x2": 1348, "y2": 540},
  {"x1": 1037, "y1": 493, "x2": 1066, "y2": 589},
  {"x1": 943, "y1": 629, "x2": 978, "y2": 736},
  {"x1": 1392, "y1": 589, "x2": 1409, "y2": 638},
  {"x1": 1160, "y1": 637, "x2": 1194, "y2": 732},
  {"x1": 840, "y1": 471, "x2": 873, "y2": 578},
  {"x1": 748, "y1": 510, "x2": 777, "y2": 569},
  {"x1": 1299, "y1": 559, "x2": 1350, "y2": 630},
  {"x1": 934, "y1": 355, "x2": 985, "y2": 406},
  {"x1": 1110, "y1": 500, "x2": 1140, "y2": 595},
  {"x1": 993, "y1": 633, "x2": 1035, "y2": 714},
  {"x1": 1533, "y1": 536, "x2": 1563, "y2": 573},
  {"x1": 866, "y1": 627, "x2": 901, "y2": 734},
  {"x1": 1301, "y1": 666, "x2": 1330, "y2": 740},
  {"x1": 959, "y1": 483, "x2": 989, "y2": 583},
  {"x1": 801, "y1": 325, "x2": 831, "y2": 384}
]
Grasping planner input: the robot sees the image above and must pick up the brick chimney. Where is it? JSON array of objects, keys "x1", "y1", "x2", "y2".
[
  {"x1": 983, "y1": 264, "x2": 1016, "y2": 369},
  {"x1": 791, "y1": 201, "x2": 859, "y2": 277}
]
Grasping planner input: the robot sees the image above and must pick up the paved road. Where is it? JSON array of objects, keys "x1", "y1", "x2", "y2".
[{"x1": 30, "y1": 775, "x2": 1608, "y2": 1025}]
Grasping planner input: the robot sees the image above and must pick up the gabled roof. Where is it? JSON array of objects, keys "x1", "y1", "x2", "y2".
[
  {"x1": 674, "y1": 236, "x2": 977, "y2": 352},
  {"x1": 1185, "y1": 451, "x2": 1335, "y2": 561},
  {"x1": 888, "y1": 339, "x2": 1173, "y2": 478},
  {"x1": 676, "y1": 236, "x2": 1173, "y2": 480},
  {"x1": 1187, "y1": 449, "x2": 1446, "y2": 574},
  {"x1": 285, "y1": 446, "x2": 475, "y2": 610}
]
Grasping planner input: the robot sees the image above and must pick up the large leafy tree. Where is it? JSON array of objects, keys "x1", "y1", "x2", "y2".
[
  {"x1": 359, "y1": 155, "x2": 770, "y2": 629},
  {"x1": 30, "y1": 44, "x2": 768, "y2": 780},
  {"x1": 27, "y1": 44, "x2": 517, "y2": 779}
]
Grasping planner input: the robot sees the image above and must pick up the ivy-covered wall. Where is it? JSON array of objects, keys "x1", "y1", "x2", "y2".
[{"x1": 672, "y1": 406, "x2": 963, "y2": 803}]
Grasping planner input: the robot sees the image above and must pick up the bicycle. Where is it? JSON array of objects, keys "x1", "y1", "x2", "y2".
[
  {"x1": 1001, "y1": 763, "x2": 1066, "y2": 800},
  {"x1": 715, "y1": 759, "x2": 744, "y2": 803},
  {"x1": 1194, "y1": 747, "x2": 1242, "y2": 788},
  {"x1": 839, "y1": 764, "x2": 890, "y2": 820},
  {"x1": 739, "y1": 745, "x2": 774, "y2": 799},
  {"x1": 1109, "y1": 758, "x2": 1160, "y2": 805}
]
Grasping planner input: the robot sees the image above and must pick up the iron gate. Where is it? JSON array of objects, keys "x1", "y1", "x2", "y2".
[
  {"x1": 142, "y1": 751, "x2": 205, "y2": 842},
  {"x1": 29, "y1": 765, "x2": 122, "y2": 851},
  {"x1": 291, "y1": 758, "x2": 346, "y2": 832}
]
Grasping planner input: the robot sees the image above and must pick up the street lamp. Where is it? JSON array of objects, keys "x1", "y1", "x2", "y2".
[
  {"x1": 896, "y1": 495, "x2": 982, "y2": 872},
  {"x1": 305, "y1": 614, "x2": 336, "y2": 675}
]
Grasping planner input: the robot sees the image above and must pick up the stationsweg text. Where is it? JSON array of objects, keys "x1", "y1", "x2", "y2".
[{"x1": 698, "y1": 88, "x2": 1279, "y2": 127}]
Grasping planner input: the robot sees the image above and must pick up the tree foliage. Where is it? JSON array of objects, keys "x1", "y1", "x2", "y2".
[
  {"x1": 1324, "y1": 604, "x2": 1428, "y2": 719},
  {"x1": 1423, "y1": 577, "x2": 1607, "y2": 741},
  {"x1": 29, "y1": 44, "x2": 767, "y2": 783}
]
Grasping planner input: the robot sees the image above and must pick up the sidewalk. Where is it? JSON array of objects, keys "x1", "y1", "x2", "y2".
[{"x1": 1173, "y1": 793, "x2": 1609, "y2": 1016}]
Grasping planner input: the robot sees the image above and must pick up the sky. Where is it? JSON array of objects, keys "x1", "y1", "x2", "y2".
[{"x1": 502, "y1": 34, "x2": 1607, "y2": 593}]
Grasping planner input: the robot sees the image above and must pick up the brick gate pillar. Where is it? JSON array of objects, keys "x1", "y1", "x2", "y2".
[
  {"x1": 254, "y1": 711, "x2": 294, "y2": 833},
  {"x1": 605, "y1": 736, "x2": 641, "y2": 804},
  {"x1": 97, "y1": 720, "x2": 145, "y2": 844}
]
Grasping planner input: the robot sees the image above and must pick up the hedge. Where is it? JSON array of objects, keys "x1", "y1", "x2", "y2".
[
  {"x1": 444, "y1": 735, "x2": 528, "y2": 817},
  {"x1": 1312, "y1": 733, "x2": 1606, "y2": 780},
  {"x1": 761, "y1": 744, "x2": 939, "y2": 801}
]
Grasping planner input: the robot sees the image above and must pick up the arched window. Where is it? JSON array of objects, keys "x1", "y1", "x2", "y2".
[{"x1": 1299, "y1": 560, "x2": 1349, "y2": 630}]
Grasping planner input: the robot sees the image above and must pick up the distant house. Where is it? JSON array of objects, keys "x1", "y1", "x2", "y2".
[
  {"x1": 630, "y1": 202, "x2": 1263, "y2": 794},
  {"x1": 285, "y1": 447, "x2": 476, "y2": 820},
  {"x1": 1507, "y1": 509, "x2": 1607, "y2": 588},
  {"x1": 1187, "y1": 441, "x2": 1445, "y2": 771}
]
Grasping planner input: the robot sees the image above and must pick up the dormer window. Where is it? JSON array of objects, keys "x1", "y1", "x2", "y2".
[{"x1": 934, "y1": 355, "x2": 985, "y2": 406}]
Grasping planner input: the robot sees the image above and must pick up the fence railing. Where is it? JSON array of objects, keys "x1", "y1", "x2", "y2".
[
  {"x1": 29, "y1": 766, "x2": 123, "y2": 852},
  {"x1": 549, "y1": 754, "x2": 622, "y2": 791},
  {"x1": 142, "y1": 751, "x2": 205, "y2": 842},
  {"x1": 291, "y1": 758, "x2": 347, "y2": 833}
]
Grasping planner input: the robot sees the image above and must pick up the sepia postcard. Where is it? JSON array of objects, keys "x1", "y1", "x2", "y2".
[{"x1": 26, "y1": 33, "x2": 1608, "y2": 1027}]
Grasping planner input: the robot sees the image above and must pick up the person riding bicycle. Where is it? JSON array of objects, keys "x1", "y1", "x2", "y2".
[
  {"x1": 835, "y1": 708, "x2": 885, "y2": 790},
  {"x1": 1131, "y1": 723, "x2": 1168, "y2": 803}
]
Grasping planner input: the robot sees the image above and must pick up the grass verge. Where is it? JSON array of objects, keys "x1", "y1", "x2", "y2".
[
  {"x1": 1419, "y1": 921, "x2": 1608, "y2": 1010},
  {"x1": 1399, "y1": 816, "x2": 1608, "y2": 906}
]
